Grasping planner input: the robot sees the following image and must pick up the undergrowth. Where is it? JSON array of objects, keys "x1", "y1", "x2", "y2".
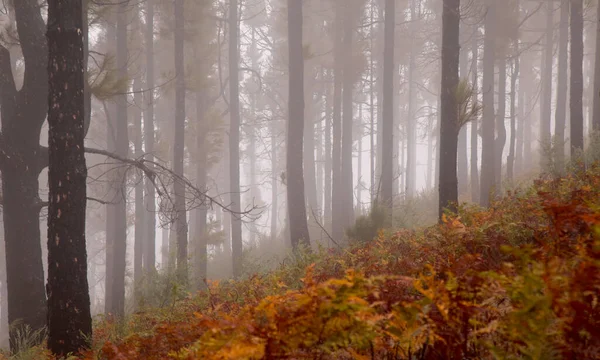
[{"x1": 9, "y1": 165, "x2": 600, "y2": 359}]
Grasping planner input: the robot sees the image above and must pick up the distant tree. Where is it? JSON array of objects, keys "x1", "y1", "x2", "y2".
[
  {"x1": 480, "y1": 0, "x2": 496, "y2": 207},
  {"x1": 438, "y1": 0, "x2": 460, "y2": 218},
  {"x1": 570, "y1": 0, "x2": 584, "y2": 155},
  {"x1": 229, "y1": 0, "x2": 243, "y2": 277},
  {"x1": 554, "y1": 0, "x2": 569, "y2": 172},
  {"x1": 46, "y1": 0, "x2": 92, "y2": 354},
  {"x1": 380, "y1": 0, "x2": 395, "y2": 216},
  {"x1": 287, "y1": 0, "x2": 311, "y2": 249},
  {"x1": 593, "y1": 0, "x2": 600, "y2": 132},
  {"x1": 174, "y1": 0, "x2": 188, "y2": 282}
]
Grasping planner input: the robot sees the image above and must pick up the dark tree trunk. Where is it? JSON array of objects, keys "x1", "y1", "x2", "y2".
[
  {"x1": 332, "y1": 1, "x2": 344, "y2": 242},
  {"x1": 380, "y1": 0, "x2": 395, "y2": 214},
  {"x1": 287, "y1": 0, "x2": 311, "y2": 249},
  {"x1": 439, "y1": 0, "x2": 460, "y2": 219},
  {"x1": 571, "y1": 0, "x2": 584, "y2": 155},
  {"x1": 0, "y1": 0, "x2": 48, "y2": 351},
  {"x1": 341, "y1": 2, "x2": 356, "y2": 232},
  {"x1": 479, "y1": 1, "x2": 496, "y2": 207},
  {"x1": 540, "y1": 1, "x2": 553, "y2": 166},
  {"x1": 555, "y1": 0, "x2": 569, "y2": 171},
  {"x1": 174, "y1": 0, "x2": 188, "y2": 282},
  {"x1": 592, "y1": 0, "x2": 600, "y2": 131},
  {"x1": 470, "y1": 28, "x2": 480, "y2": 203},
  {"x1": 229, "y1": 0, "x2": 243, "y2": 276},
  {"x1": 494, "y1": 58, "x2": 507, "y2": 186},
  {"x1": 143, "y1": 0, "x2": 156, "y2": 274},
  {"x1": 46, "y1": 0, "x2": 92, "y2": 354}
]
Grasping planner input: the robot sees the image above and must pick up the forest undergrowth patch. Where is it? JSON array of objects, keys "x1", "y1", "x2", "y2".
[{"x1": 29, "y1": 166, "x2": 600, "y2": 359}]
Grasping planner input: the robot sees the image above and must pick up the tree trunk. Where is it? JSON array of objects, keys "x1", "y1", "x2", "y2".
[
  {"x1": 287, "y1": 0, "x2": 311, "y2": 249},
  {"x1": 133, "y1": 76, "x2": 144, "y2": 298},
  {"x1": 406, "y1": 0, "x2": 417, "y2": 199},
  {"x1": 107, "y1": 4, "x2": 129, "y2": 319},
  {"x1": 0, "y1": 0, "x2": 48, "y2": 350},
  {"x1": 458, "y1": 29, "x2": 469, "y2": 195},
  {"x1": 540, "y1": 1, "x2": 553, "y2": 167},
  {"x1": 470, "y1": 27, "x2": 480, "y2": 203},
  {"x1": 380, "y1": 0, "x2": 395, "y2": 215},
  {"x1": 304, "y1": 70, "x2": 318, "y2": 218},
  {"x1": 143, "y1": 0, "x2": 156, "y2": 274},
  {"x1": 571, "y1": 0, "x2": 584, "y2": 155},
  {"x1": 439, "y1": 0, "x2": 460, "y2": 219},
  {"x1": 494, "y1": 58, "x2": 507, "y2": 186},
  {"x1": 592, "y1": 0, "x2": 600, "y2": 131},
  {"x1": 271, "y1": 117, "x2": 279, "y2": 240},
  {"x1": 229, "y1": 0, "x2": 243, "y2": 276},
  {"x1": 174, "y1": 0, "x2": 188, "y2": 282},
  {"x1": 324, "y1": 70, "x2": 332, "y2": 228},
  {"x1": 507, "y1": 46, "x2": 519, "y2": 181},
  {"x1": 341, "y1": 1, "x2": 356, "y2": 232},
  {"x1": 554, "y1": 0, "x2": 569, "y2": 172},
  {"x1": 332, "y1": 1, "x2": 344, "y2": 242},
  {"x1": 479, "y1": 1, "x2": 496, "y2": 207},
  {"x1": 194, "y1": 93, "x2": 208, "y2": 289},
  {"x1": 46, "y1": 0, "x2": 92, "y2": 353}
]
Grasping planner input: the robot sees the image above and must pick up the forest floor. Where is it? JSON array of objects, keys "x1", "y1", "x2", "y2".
[{"x1": 16, "y1": 166, "x2": 600, "y2": 359}]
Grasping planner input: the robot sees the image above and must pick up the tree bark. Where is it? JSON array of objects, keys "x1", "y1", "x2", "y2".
[
  {"x1": 592, "y1": 0, "x2": 600, "y2": 131},
  {"x1": 554, "y1": 0, "x2": 569, "y2": 171},
  {"x1": 0, "y1": 0, "x2": 48, "y2": 350},
  {"x1": 380, "y1": 0, "x2": 395, "y2": 214},
  {"x1": 571, "y1": 0, "x2": 584, "y2": 155},
  {"x1": 194, "y1": 93, "x2": 208, "y2": 288},
  {"x1": 229, "y1": 0, "x2": 243, "y2": 276},
  {"x1": 174, "y1": 0, "x2": 188, "y2": 282},
  {"x1": 439, "y1": 0, "x2": 460, "y2": 219},
  {"x1": 143, "y1": 0, "x2": 156, "y2": 274},
  {"x1": 46, "y1": 0, "x2": 92, "y2": 354},
  {"x1": 287, "y1": 0, "x2": 311, "y2": 249},
  {"x1": 107, "y1": 3, "x2": 129, "y2": 319},
  {"x1": 479, "y1": 1, "x2": 496, "y2": 207},
  {"x1": 332, "y1": 0, "x2": 344, "y2": 242},
  {"x1": 470, "y1": 27, "x2": 480, "y2": 203},
  {"x1": 540, "y1": 1, "x2": 553, "y2": 167},
  {"x1": 494, "y1": 58, "x2": 506, "y2": 186},
  {"x1": 341, "y1": 1, "x2": 356, "y2": 232}
]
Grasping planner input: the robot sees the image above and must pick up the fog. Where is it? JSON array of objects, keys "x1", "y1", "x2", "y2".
[{"x1": 0, "y1": 0, "x2": 596, "y2": 354}]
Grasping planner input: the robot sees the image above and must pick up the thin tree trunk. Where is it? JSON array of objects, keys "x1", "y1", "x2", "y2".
[
  {"x1": 381, "y1": 0, "x2": 395, "y2": 217},
  {"x1": 332, "y1": 1, "x2": 344, "y2": 242},
  {"x1": 507, "y1": 47, "x2": 519, "y2": 181},
  {"x1": 46, "y1": 0, "x2": 92, "y2": 353},
  {"x1": 324, "y1": 70, "x2": 332, "y2": 227},
  {"x1": 470, "y1": 28, "x2": 480, "y2": 202},
  {"x1": 458, "y1": 29, "x2": 469, "y2": 194},
  {"x1": 495, "y1": 58, "x2": 507, "y2": 186},
  {"x1": 174, "y1": 0, "x2": 188, "y2": 282},
  {"x1": 287, "y1": 0, "x2": 311, "y2": 249},
  {"x1": 133, "y1": 75, "x2": 144, "y2": 298},
  {"x1": 143, "y1": 0, "x2": 156, "y2": 274},
  {"x1": 554, "y1": 0, "x2": 568, "y2": 172},
  {"x1": 406, "y1": 0, "x2": 417, "y2": 199},
  {"x1": 194, "y1": 93, "x2": 208, "y2": 289},
  {"x1": 271, "y1": 117, "x2": 279, "y2": 240},
  {"x1": 480, "y1": 1, "x2": 496, "y2": 207},
  {"x1": 540, "y1": 1, "x2": 553, "y2": 167},
  {"x1": 341, "y1": 1, "x2": 356, "y2": 231},
  {"x1": 229, "y1": 0, "x2": 243, "y2": 276},
  {"x1": 571, "y1": 0, "x2": 584, "y2": 155},
  {"x1": 439, "y1": 0, "x2": 460, "y2": 219},
  {"x1": 592, "y1": 0, "x2": 600, "y2": 131}
]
